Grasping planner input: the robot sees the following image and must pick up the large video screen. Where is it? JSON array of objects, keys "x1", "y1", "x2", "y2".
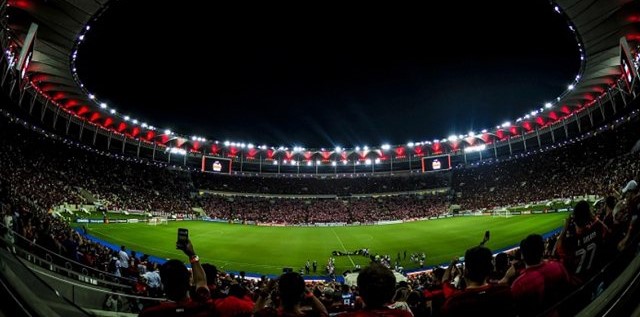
[
  {"x1": 201, "y1": 156, "x2": 232, "y2": 174},
  {"x1": 421, "y1": 155, "x2": 451, "y2": 172}
]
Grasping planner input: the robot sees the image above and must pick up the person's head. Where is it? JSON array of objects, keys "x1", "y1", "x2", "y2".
[
  {"x1": 229, "y1": 283, "x2": 246, "y2": 298},
  {"x1": 573, "y1": 200, "x2": 593, "y2": 228},
  {"x1": 520, "y1": 234, "x2": 545, "y2": 266},
  {"x1": 357, "y1": 263, "x2": 396, "y2": 308},
  {"x1": 202, "y1": 263, "x2": 218, "y2": 286},
  {"x1": 278, "y1": 272, "x2": 306, "y2": 309},
  {"x1": 494, "y1": 252, "x2": 509, "y2": 272},
  {"x1": 463, "y1": 246, "x2": 493, "y2": 285},
  {"x1": 120, "y1": 245, "x2": 126, "y2": 252},
  {"x1": 160, "y1": 259, "x2": 190, "y2": 301}
]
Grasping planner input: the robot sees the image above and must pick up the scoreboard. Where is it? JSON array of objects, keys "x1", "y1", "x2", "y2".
[
  {"x1": 421, "y1": 155, "x2": 451, "y2": 172},
  {"x1": 201, "y1": 156, "x2": 232, "y2": 174}
]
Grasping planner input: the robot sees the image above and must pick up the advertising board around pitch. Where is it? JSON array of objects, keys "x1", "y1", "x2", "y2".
[
  {"x1": 421, "y1": 154, "x2": 451, "y2": 172},
  {"x1": 201, "y1": 156, "x2": 232, "y2": 174}
]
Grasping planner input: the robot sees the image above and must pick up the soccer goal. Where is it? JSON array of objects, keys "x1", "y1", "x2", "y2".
[
  {"x1": 492, "y1": 209, "x2": 512, "y2": 218},
  {"x1": 147, "y1": 217, "x2": 168, "y2": 226}
]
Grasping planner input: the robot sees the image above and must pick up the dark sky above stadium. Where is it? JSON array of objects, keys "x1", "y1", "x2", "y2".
[{"x1": 76, "y1": 1, "x2": 581, "y2": 148}]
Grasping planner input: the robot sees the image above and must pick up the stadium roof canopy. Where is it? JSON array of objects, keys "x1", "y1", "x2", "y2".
[{"x1": 2, "y1": 0, "x2": 639, "y2": 151}]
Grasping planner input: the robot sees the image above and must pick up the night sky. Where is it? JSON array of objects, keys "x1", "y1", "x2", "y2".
[{"x1": 76, "y1": 1, "x2": 581, "y2": 148}]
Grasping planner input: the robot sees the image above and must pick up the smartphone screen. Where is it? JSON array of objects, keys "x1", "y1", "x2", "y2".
[{"x1": 177, "y1": 228, "x2": 188, "y2": 249}]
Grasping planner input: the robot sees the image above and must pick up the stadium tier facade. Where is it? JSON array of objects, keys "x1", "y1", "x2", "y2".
[{"x1": 0, "y1": 1, "x2": 638, "y2": 177}]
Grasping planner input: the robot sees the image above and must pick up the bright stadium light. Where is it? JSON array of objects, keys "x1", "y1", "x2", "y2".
[
  {"x1": 132, "y1": 119, "x2": 138, "y2": 124},
  {"x1": 568, "y1": 84, "x2": 574, "y2": 90},
  {"x1": 381, "y1": 144, "x2": 390, "y2": 150},
  {"x1": 448, "y1": 135, "x2": 458, "y2": 142},
  {"x1": 331, "y1": 161, "x2": 337, "y2": 166},
  {"x1": 141, "y1": 123, "x2": 147, "y2": 128},
  {"x1": 99, "y1": 102, "x2": 106, "y2": 108},
  {"x1": 335, "y1": 146, "x2": 342, "y2": 153},
  {"x1": 407, "y1": 142, "x2": 414, "y2": 147},
  {"x1": 248, "y1": 143, "x2": 254, "y2": 149},
  {"x1": 165, "y1": 129, "x2": 172, "y2": 135},
  {"x1": 191, "y1": 136, "x2": 197, "y2": 141},
  {"x1": 110, "y1": 109, "x2": 116, "y2": 114},
  {"x1": 355, "y1": 146, "x2": 361, "y2": 151},
  {"x1": 481, "y1": 129, "x2": 487, "y2": 133},
  {"x1": 363, "y1": 146, "x2": 369, "y2": 151},
  {"x1": 342, "y1": 160, "x2": 348, "y2": 165},
  {"x1": 89, "y1": 94, "x2": 95, "y2": 100},
  {"x1": 530, "y1": 111, "x2": 538, "y2": 116},
  {"x1": 375, "y1": 158, "x2": 381, "y2": 164},
  {"x1": 307, "y1": 161, "x2": 312, "y2": 166},
  {"x1": 223, "y1": 141, "x2": 230, "y2": 146},
  {"x1": 468, "y1": 131, "x2": 475, "y2": 137},
  {"x1": 273, "y1": 160, "x2": 278, "y2": 165},
  {"x1": 124, "y1": 116, "x2": 130, "y2": 121},
  {"x1": 316, "y1": 160, "x2": 321, "y2": 165},
  {"x1": 545, "y1": 102, "x2": 553, "y2": 109},
  {"x1": 365, "y1": 159, "x2": 372, "y2": 165},
  {"x1": 501, "y1": 122, "x2": 511, "y2": 128}
]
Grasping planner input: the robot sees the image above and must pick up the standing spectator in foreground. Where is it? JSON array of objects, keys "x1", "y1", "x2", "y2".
[
  {"x1": 138, "y1": 239, "x2": 216, "y2": 317},
  {"x1": 510, "y1": 234, "x2": 570, "y2": 317},
  {"x1": 119, "y1": 245, "x2": 130, "y2": 276},
  {"x1": 441, "y1": 246, "x2": 515, "y2": 317},
  {"x1": 555, "y1": 200, "x2": 605, "y2": 285},
  {"x1": 254, "y1": 272, "x2": 329, "y2": 317},
  {"x1": 339, "y1": 263, "x2": 412, "y2": 317}
]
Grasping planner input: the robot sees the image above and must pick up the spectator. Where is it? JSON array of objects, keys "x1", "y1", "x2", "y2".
[
  {"x1": 138, "y1": 239, "x2": 216, "y2": 317},
  {"x1": 510, "y1": 234, "x2": 570, "y2": 317},
  {"x1": 339, "y1": 263, "x2": 412, "y2": 317},
  {"x1": 254, "y1": 272, "x2": 329, "y2": 317},
  {"x1": 441, "y1": 246, "x2": 515, "y2": 317}
]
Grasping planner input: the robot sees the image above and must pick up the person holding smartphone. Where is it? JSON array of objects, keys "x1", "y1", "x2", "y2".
[{"x1": 139, "y1": 229, "x2": 216, "y2": 317}]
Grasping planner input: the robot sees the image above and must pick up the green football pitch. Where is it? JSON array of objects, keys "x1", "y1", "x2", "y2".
[{"x1": 83, "y1": 213, "x2": 568, "y2": 275}]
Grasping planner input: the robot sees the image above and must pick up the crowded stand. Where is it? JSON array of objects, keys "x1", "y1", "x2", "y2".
[
  {"x1": 198, "y1": 194, "x2": 448, "y2": 224},
  {"x1": 191, "y1": 172, "x2": 450, "y2": 195},
  {"x1": 452, "y1": 121, "x2": 640, "y2": 210}
]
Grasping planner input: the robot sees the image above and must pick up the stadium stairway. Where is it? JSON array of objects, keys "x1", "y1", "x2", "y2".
[
  {"x1": 0, "y1": 246, "x2": 143, "y2": 316},
  {"x1": 78, "y1": 187, "x2": 97, "y2": 204}
]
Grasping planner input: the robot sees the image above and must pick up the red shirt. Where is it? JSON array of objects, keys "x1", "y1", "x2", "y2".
[
  {"x1": 214, "y1": 295, "x2": 254, "y2": 317},
  {"x1": 511, "y1": 260, "x2": 570, "y2": 317},
  {"x1": 441, "y1": 284, "x2": 515, "y2": 317}
]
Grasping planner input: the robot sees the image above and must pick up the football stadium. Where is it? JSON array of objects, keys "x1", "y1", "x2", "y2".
[{"x1": 0, "y1": 1, "x2": 640, "y2": 316}]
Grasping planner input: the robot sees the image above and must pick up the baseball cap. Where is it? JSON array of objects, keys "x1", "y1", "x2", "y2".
[{"x1": 622, "y1": 180, "x2": 638, "y2": 194}]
